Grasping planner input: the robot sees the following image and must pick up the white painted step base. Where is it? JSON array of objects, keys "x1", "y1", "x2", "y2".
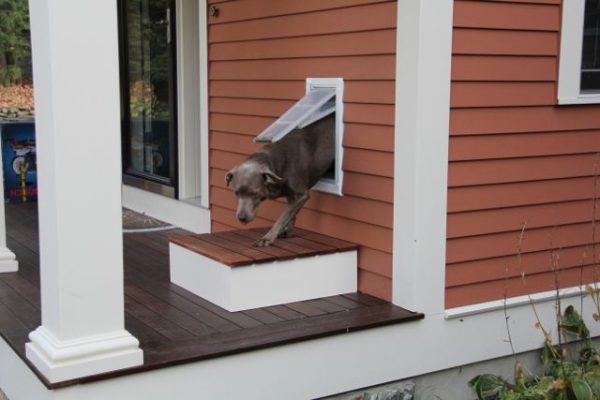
[{"x1": 169, "y1": 243, "x2": 357, "y2": 312}]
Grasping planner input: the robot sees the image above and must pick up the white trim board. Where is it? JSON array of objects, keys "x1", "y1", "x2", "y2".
[
  {"x1": 392, "y1": 0, "x2": 453, "y2": 313},
  {"x1": 558, "y1": 0, "x2": 600, "y2": 104},
  {"x1": 175, "y1": 0, "x2": 201, "y2": 201},
  {"x1": 307, "y1": 78, "x2": 345, "y2": 196},
  {"x1": 175, "y1": 0, "x2": 210, "y2": 206},
  {"x1": 445, "y1": 284, "x2": 592, "y2": 320},
  {"x1": 122, "y1": 184, "x2": 210, "y2": 234},
  {"x1": 3, "y1": 291, "x2": 600, "y2": 400},
  {"x1": 199, "y1": 0, "x2": 210, "y2": 208}
]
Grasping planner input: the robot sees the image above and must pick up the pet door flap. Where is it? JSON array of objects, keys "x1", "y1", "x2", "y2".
[{"x1": 255, "y1": 87, "x2": 336, "y2": 143}]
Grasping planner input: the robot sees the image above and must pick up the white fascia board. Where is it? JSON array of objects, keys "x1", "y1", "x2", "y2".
[{"x1": 392, "y1": 0, "x2": 453, "y2": 313}]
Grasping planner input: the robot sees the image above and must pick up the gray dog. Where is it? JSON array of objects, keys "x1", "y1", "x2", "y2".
[{"x1": 226, "y1": 115, "x2": 335, "y2": 247}]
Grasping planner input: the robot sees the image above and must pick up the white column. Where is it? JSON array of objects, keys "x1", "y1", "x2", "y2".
[
  {"x1": 25, "y1": 0, "x2": 142, "y2": 383},
  {"x1": 392, "y1": 0, "x2": 454, "y2": 315},
  {"x1": 0, "y1": 149, "x2": 18, "y2": 273}
]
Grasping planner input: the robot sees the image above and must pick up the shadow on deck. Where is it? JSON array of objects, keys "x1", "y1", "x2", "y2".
[{"x1": 0, "y1": 202, "x2": 422, "y2": 390}]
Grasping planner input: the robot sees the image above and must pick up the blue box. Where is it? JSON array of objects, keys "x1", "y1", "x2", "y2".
[{"x1": 0, "y1": 121, "x2": 37, "y2": 203}]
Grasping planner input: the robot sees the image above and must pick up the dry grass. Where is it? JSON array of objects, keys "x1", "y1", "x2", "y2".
[{"x1": 0, "y1": 84, "x2": 34, "y2": 109}]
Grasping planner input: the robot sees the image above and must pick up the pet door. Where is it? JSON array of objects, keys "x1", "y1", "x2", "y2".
[
  {"x1": 255, "y1": 77, "x2": 344, "y2": 196},
  {"x1": 255, "y1": 88, "x2": 336, "y2": 143}
]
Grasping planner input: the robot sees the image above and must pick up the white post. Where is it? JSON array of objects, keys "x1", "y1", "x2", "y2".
[
  {"x1": 25, "y1": 0, "x2": 143, "y2": 383},
  {"x1": 0, "y1": 148, "x2": 18, "y2": 272},
  {"x1": 392, "y1": 0, "x2": 454, "y2": 315}
]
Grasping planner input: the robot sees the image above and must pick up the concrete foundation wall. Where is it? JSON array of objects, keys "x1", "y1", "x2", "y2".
[{"x1": 323, "y1": 345, "x2": 550, "y2": 400}]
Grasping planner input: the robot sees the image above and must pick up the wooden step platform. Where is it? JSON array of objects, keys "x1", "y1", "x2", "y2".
[{"x1": 169, "y1": 228, "x2": 358, "y2": 312}]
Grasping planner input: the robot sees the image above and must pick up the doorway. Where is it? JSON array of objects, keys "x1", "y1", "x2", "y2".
[{"x1": 119, "y1": 0, "x2": 178, "y2": 198}]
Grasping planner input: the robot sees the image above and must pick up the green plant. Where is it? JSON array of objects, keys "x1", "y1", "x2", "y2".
[
  {"x1": 470, "y1": 305, "x2": 600, "y2": 400},
  {"x1": 0, "y1": 0, "x2": 30, "y2": 86}
]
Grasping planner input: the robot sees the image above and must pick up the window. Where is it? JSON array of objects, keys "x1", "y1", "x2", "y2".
[
  {"x1": 118, "y1": 0, "x2": 179, "y2": 197},
  {"x1": 119, "y1": 0, "x2": 206, "y2": 204},
  {"x1": 558, "y1": 0, "x2": 600, "y2": 103},
  {"x1": 255, "y1": 78, "x2": 344, "y2": 196},
  {"x1": 582, "y1": 0, "x2": 600, "y2": 92}
]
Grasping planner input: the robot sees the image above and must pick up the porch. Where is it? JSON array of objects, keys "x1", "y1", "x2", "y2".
[{"x1": 0, "y1": 202, "x2": 422, "y2": 391}]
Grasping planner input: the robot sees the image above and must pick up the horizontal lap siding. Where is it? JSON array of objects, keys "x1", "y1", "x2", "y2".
[
  {"x1": 207, "y1": 0, "x2": 397, "y2": 300},
  {"x1": 446, "y1": 0, "x2": 600, "y2": 308}
]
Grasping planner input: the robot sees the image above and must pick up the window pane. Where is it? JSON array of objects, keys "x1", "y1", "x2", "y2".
[
  {"x1": 125, "y1": 0, "x2": 175, "y2": 181},
  {"x1": 581, "y1": 0, "x2": 600, "y2": 92}
]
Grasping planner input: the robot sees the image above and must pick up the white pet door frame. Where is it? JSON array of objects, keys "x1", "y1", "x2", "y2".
[{"x1": 255, "y1": 77, "x2": 344, "y2": 196}]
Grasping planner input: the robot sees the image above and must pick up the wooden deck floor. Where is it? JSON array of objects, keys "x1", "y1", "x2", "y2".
[{"x1": 0, "y1": 202, "x2": 423, "y2": 390}]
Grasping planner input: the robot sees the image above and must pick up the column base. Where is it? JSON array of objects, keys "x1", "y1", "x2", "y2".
[
  {"x1": 0, "y1": 248, "x2": 18, "y2": 273},
  {"x1": 26, "y1": 326, "x2": 143, "y2": 384}
]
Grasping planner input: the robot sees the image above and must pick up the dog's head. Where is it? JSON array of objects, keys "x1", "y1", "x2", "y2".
[{"x1": 226, "y1": 161, "x2": 285, "y2": 224}]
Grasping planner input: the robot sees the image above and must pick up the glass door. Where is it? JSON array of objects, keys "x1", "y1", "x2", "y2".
[{"x1": 119, "y1": 0, "x2": 178, "y2": 197}]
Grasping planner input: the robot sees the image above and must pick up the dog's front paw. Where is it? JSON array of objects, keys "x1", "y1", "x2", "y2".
[{"x1": 254, "y1": 237, "x2": 274, "y2": 247}]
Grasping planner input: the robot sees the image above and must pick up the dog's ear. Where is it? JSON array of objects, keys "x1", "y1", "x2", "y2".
[
  {"x1": 262, "y1": 170, "x2": 284, "y2": 187},
  {"x1": 225, "y1": 170, "x2": 234, "y2": 187}
]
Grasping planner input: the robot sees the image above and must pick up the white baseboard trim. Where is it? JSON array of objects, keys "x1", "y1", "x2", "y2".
[
  {"x1": 26, "y1": 327, "x2": 143, "y2": 384},
  {"x1": 445, "y1": 284, "x2": 589, "y2": 320},
  {"x1": 170, "y1": 243, "x2": 357, "y2": 312},
  {"x1": 122, "y1": 185, "x2": 211, "y2": 234}
]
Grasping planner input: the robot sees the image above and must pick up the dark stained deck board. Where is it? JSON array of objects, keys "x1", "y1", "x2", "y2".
[
  {"x1": 241, "y1": 308, "x2": 285, "y2": 325},
  {"x1": 0, "y1": 203, "x2": 423, "y2": 390},
  {"x1": 175, "y1": 226, "x2": 358, "y2": 267},
  {"x1": 222, "y1": 228, "x2": 318, "y2": 258},
  {"x1": 142, "y1": 303, "x2": 421, "y2": 369},
  {"x1": 0, "y1": 279, "x2": 40, "y2": 330},
  {"x1": 124, "y1": 268, "x2": 244, "y2": 333},
  {"x1": 293, "y1": 228, "x2": 359, "y2": 252},
  {"x1": 170, "y1": 234, "x2": 253, "y2": 266},
  {"x1": 261, "y1": 304, "x2": 306, "y2": 321},
  {"x1": 218, "y1": 230, "x2": 297, "y2": 259},
  {"x1": 285, "y1": 300, "x2": 330, "y2": 317},
  {"x1": 195, "y1": 232, "x2": 279, "y2": 264},
  {"x1": 323, "y1": 294, "x2": 366, "y2": 310},
  {"x1": 343, "y1": 292, "x2": 388, "y2": 306}
]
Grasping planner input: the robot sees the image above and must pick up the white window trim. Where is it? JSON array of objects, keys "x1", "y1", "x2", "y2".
[
  {"x1": 307, "y1": 78, "x2": 344, "y2": 197},
  {"x1": 558, "y1": 0, "x2": 600, "y2": 104},
  {"x1": 175, "y1": 0, "x2": 209, "y2": 206}
]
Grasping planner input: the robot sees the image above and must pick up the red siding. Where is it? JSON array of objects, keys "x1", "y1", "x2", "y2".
[
  {"x1": 207, "y1": 0, "x2": 397, "y2": 300},
  {"x1": 446, "y1": 0, "x2": 600, "y2": 308}
]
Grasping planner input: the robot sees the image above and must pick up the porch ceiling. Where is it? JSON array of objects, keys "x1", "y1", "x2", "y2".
[{"x1": 0, "y1": 202, "x2": 422, "y2": 390}]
